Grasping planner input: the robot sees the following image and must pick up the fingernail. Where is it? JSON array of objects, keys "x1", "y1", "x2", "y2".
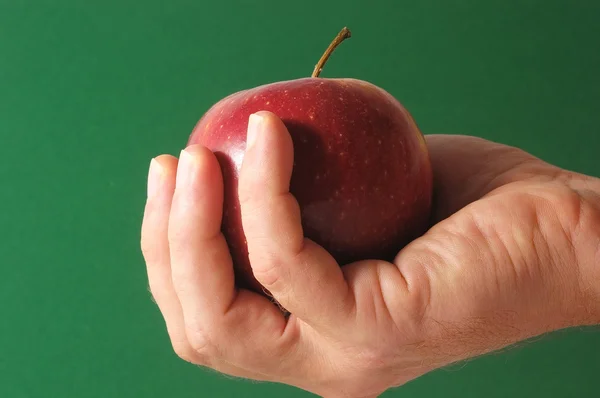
[
  {"x1": 147, "y1": 158, "x2": 163, "y2": 198},
  {"x1": 247, "y1": 113, "x2": 263, "y2": 150},
  {"x1": 176, "y1": 148, "x2": 195, "y2": 187}
]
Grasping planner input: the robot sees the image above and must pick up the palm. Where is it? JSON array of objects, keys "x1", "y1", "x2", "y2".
[
  {"x1": 373, "y1": 135, "x2": 580, "y2": 368},
  {"x1": 328, "y1": 135, "x2": 575, "y2": 384}
]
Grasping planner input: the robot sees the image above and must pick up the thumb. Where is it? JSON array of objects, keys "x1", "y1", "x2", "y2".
[{"x1": 238, "y1": 111, "x2": 354, "y2": 331}]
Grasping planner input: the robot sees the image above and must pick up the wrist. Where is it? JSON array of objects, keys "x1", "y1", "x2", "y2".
[
  {"x1": 566, "y1": 173, "x2": 600, "y2": 326},
  {"x1": 420, "y1": 173, "x2": 599, "y2": 358}
]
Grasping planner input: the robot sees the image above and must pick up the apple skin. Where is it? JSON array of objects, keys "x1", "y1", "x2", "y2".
[{"x1": 188, "y1": 77, "x2": 433, "y2": 294}]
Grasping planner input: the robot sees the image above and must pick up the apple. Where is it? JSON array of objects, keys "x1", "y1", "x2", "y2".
[{"x1": 187, "y1": 28, "x2": 433, "y2": 295}]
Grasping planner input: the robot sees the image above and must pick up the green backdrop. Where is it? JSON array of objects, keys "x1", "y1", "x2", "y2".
[{"x1": 1, "y1": 1, "x2": 598, "y2": 397}]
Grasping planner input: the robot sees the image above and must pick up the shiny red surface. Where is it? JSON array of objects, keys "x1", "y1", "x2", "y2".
[{"x1": 188, "y1": 77, "x2": 433, "y2": 293}]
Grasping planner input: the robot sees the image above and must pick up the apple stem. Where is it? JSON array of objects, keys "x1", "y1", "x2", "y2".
[{"x1": 311, "y1": 27, "x2": 352, "y2": 78}]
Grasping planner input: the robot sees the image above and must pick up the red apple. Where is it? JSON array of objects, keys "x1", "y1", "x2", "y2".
[{"x1": 187, "y1": 28, "x2": 433, "y2": 295}]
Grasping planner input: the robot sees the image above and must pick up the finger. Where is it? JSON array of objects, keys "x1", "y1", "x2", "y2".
[
  {"x1": 238, "y1": 111, "x2": 354, "y2": 331},
  {"x1": 140, "y1": 155, "x2": 198, "y2": 362},
  {"x1": 167, "y1": 144, "x2": 302, "y2": 372},
  {"x1": 168, "y1": 145, "x2": 237, "y2": 323}
]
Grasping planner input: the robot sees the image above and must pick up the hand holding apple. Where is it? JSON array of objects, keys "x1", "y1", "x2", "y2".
[
  {"x1": 141, "y1": 27, "x2": 600, "y2": 396},
  {"x1": 187, "y1": 28, "x2": 433, "y2": 294},
  {"x1": 141, "y1": 110, "x2": 599, "y2": 396}
]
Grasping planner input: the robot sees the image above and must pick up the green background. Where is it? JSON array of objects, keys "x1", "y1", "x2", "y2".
[{"x1": 1, "y1": 0, "x2": 599, "y2": 397}]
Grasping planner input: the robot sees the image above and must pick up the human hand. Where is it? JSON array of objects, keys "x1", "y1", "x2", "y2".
[{"x1": 141, "y1": 111, "x2": 600, "y2": 397}]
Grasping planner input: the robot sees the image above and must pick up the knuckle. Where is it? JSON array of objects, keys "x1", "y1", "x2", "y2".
[
  {"x1": 237, "y1": 184, "x2": 252, "y2": 206},
  {"x1": 391, "y1": 254, "x2": 433, "y2": 331},
  {"x1": 251, "y1": 256, "x2": 284, "y2": 290},
  {"x1": 140, "y1": 236, "x2": 160, "y2": 262},
  {"x1": 187, "y1": 326, "x2": 219, "y2": 358},
  {"x1": 171, "y1": 341, "x2": 197, "y2": 364},
  {"x1": 237, "y1": 175, "x2": 260, "y2": 207},
  {"x1": 167, "y1": 219, "x2": 197, "y2": 254},
  {"x1": 167, "y1": 228, "x2": 188, "y2": 252},
  {"x1": 248, "y1": 237, "x2": 305, "y2": 295}
]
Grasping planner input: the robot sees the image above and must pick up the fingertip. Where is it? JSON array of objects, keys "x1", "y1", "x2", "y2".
[
  {"x1": 242, "y1": 110, "x2": 294, "y2": 184},
  {"x1": 182, "y1": 143, "x2": 212, "y2": 157},
  {"x1": 247, "y1": 111, "x2": 290, "y2": 142},
  {"x1": 148, "y1": 154, "x2": 178, "y2": 198},
  {"x1": 181, "y1": 144, "x2": 220, "y2": 173},
  {"x1": 252, "y1": 110, "x2": 280, "y2": 121},
  {"x1": 154, "y1": 153, "x2": 179, "y2": 164},
  {"x1": 254, "y1": 111, "x2": 289, "y2": 138},
  {"x1": 174, "y1": 144, "x2": 223, "y2": 192},
  {"x1": 178, "y1": 145, "x2": 209, "y2": 170},
  {"x1": 150, "y1": 154, "x2": 179, "y2": 180}
]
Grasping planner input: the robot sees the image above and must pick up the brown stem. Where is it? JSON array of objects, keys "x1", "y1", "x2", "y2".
[{"x1": 311, "y1": 27, "x2": 352, "y2": 78}]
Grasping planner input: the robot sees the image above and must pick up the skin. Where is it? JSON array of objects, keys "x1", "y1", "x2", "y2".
[{"x1": 141, "y1": 111, "x2": 600, "y2": 397}]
